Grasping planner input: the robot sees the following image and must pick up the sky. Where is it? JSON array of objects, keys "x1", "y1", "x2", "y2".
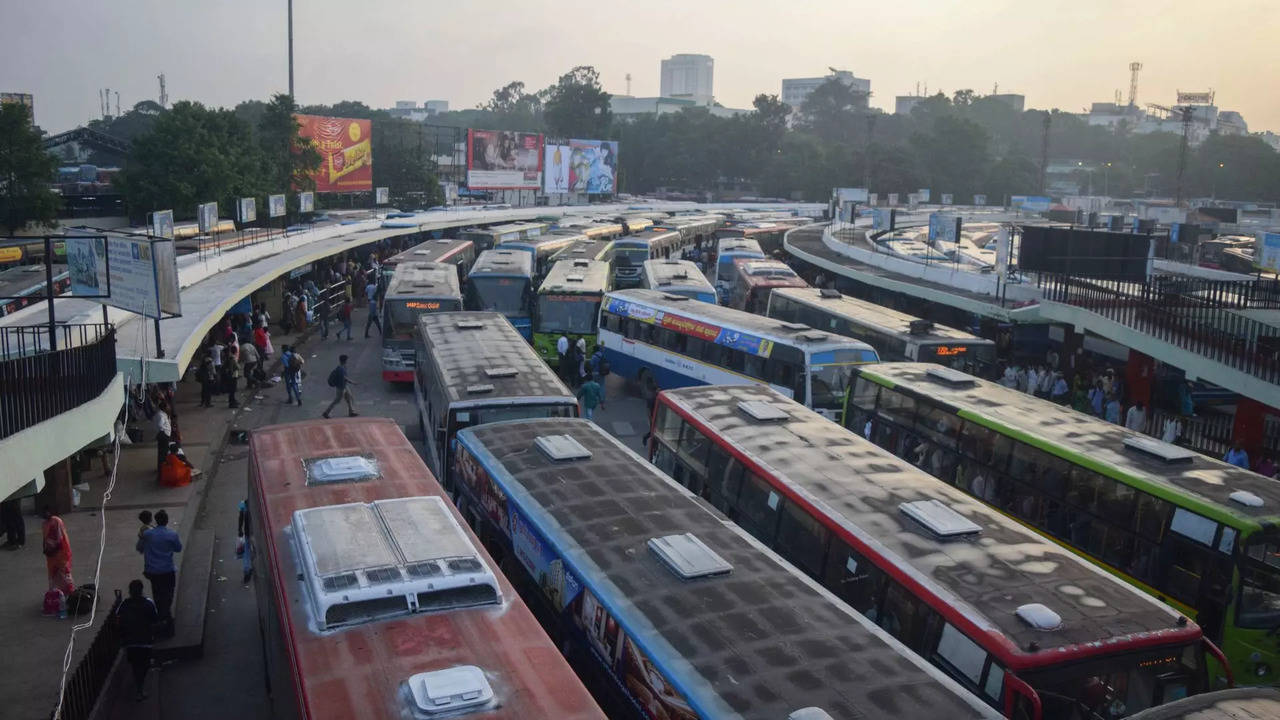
[{"x1": 5, "y1": 0, "x2": 1279, "y2": 136}]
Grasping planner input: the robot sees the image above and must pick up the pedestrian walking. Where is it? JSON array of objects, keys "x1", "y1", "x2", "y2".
[
  {"x1": 295, "y1": 294, "x2": 309, "y2": 333},
  {"x1": 239, "y1": 339, "x2": 261, "y2": 389},
  {"x1": 338, "y1": 299, "x2": 354, "y2": 340},
  {"x1": 281, "y1": 293, "x2": 296, "y2": 335},
  {"x1": 237, "y1": 499, "x2": 253, "y2": 584},
  {"x1": 114, "y1": 579, "x2": 159, "y2": 701},
  {"x1": 137, "y1": 509, "x2": 181, "y2": 635},
  {"x1": 1104, "y1": 394, "x2": 1121, "y2": 424},
  {"x1": 316, "y1": 300, "x2": 331, "y2": 340},
  {"x1": 1257, "y1": 456, "x2": 1277, "y2": 479},
  {"x1": 565, "y1": 339, "x2": 583, "y2": 388},
  {"x1": 322, "y1": 355, "x2": 359, "y2": 419},
  {"x1": 556, "y1": 333, "x2": 570, "y2": 367},
  {"x1": 281, "y1": 345, "x2": 305, "y2": 406},
  {"x1": 42, "y1": 507, "x2": 74, "y2": 595},
  {"x1": 197, "y1": 356, "x2": 216, "y2": 408},
  {"x1": 363, "y1": 280, "x2": 381, "y2": 338},
  {"x1": 209, "y1": 337, "x2": 224, "y2": 372},
  {"x1": 591, "y1": 346, "x2": 609, "y2": 403},
  {"x1": 639, "y1": 384, "x2": 659, "y2": 448},
  {"x1": 577, "y1": 369, "x2": 603, "y2": 420},
  {"x1": 153, "y1": 400, "x2": 172, "y2": 479},
  {"x1": 1, "y1": 497, "x2": 25, "y2": 549},
  {"x1": 253, "y1": 324, "x2": 273, "y2": 362},
  {"x1": 137, "y1": 510, "x2": 153, "y2": 541},
  {"x1": 1161, "y1": 415, "x2": 1183, "y2": 444},
  {"x1": 223, "y1": 346, "x2": 241, "y2": 409}
]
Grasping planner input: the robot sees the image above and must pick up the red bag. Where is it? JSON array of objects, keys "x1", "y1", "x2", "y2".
[{"x1": 43, "y1": 588, "x2": 65, "y2": 616}]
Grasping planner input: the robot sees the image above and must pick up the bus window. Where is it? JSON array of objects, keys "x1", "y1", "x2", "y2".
[
  {"x1": 849, "y1": 378, "x2": 880, "y2": 413},
  {"x1": 736, "y1": 472, "x2": 783, "y2": 544},
  {"x1": 677, "y1": 420, "x2": 710, "y2": 474},
  {"x1": 776, "y1": 500, "x2": 829, "y2": 578},
  {"x1": 823, "y1": 540, "x2": 887, "y2": 618},
  {"x1": 655, "y1": 405, "x2": 682, "y2": 445},
  {"x1": 877, "y1": 388, "x2": 917, "y2": 428},
  {"x1": 934, "y1": 622, "x2": 988, "y2": 686},
  {"x1": 879, "y1": 581, "x2": 930, "y2": 650}
]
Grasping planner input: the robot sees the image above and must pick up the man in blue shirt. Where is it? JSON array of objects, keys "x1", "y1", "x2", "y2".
[
  {"x1": 322, "y1": 354, "x2": 359, "y2": 419},
  {"x1": 136, "y1": 509, "x2": 182, "y2": 634},
  {"x1": 1224, "y1": 440, "x2": 1250, "y2": 469}
]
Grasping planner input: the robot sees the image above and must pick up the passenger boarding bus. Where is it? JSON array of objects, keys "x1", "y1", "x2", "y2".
[
  {"x1": 597, "y1": 288, "x2": 878, "y2": 422},
  {"x1": 842, "y1": 362, "x2": 1280, "y2": 685},
  {"x1": 414, "y1": 312, "x2": 578, "y2": 488},
  {"x1": 379, "y1": 262, "x2": 462, "y2": 382},
  {"x1": 768, "y1": 287, "x2": 998, "y2": 377},
  {"x1": 727, "y1": 258, "x2": 809, "y2": 313},
  {"x1": 465, "y1": 249, "x2": 535, "y2": 339},
  {"x1": 640, "y1": 258, "x2": 716, "y2": 303},
  {"x1": 246, "y1": 417, "x2": 604, "y2": 720},
  {"x1": 652, "y1": 385, "x2": 1230, "y2": 720},
  {"x1": 452, "y1": 417, "x2": 1003, "y2": 720},
  {"x1": 611, "y1": 228, "x2": 685, "y2": 289},
  {"x1": 497, "y1": 234, "x2": 580, "y2": 281},
  {"x1": 380, "y1": 237, "x2": 476, "y2": 288},
  {"x1": 459, "y1": 222, "x2": 546, "y2": 252},
  {"x1": 531, "y1": 259, "x2": 610, "y2": 368},
  {"x1": 712, "y1": 237, "x2": 764, "y2": 297}
]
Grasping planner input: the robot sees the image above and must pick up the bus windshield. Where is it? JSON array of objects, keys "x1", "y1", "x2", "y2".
[
  {"x1": 810, "y1": 348, "x2": 878, "y2": 414},
  {"x1": 616, "y1": 245, "x2": 648, "y2": 267},
  {"x1": 384, "y1": 298, "x2": 461, "y2": 337},
  {"x1": 1021, "y1": 647, "x2": 1201, "y2": 720},
  {"x1": 536, "y1": 294, "x2": 601, "y2": 335},
  {"x1": 466, "y1": 277, "x2": 530, "y2": 317},
  {"x1": 1239, "y1": 535, "x2": 1280, "y2": 629}
]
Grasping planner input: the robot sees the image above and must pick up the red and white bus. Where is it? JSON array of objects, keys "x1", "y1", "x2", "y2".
[
  {"x1": 649, "y1": 384, "x2": 1232, "y2": 720},
  {"x1": 247, "y1": 417, "x2": 604, "y2": 720},
  {"x1": 726, "y1": 257, "x2": 808, "y2": 313}
]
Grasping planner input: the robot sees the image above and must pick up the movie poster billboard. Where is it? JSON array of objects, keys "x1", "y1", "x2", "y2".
[
  {"x1": 295, "y1": 114, "x2": 373, "y2": 192},
  {"x1": 196, "y1": 202, "x2": 218, "y2": 233},
  {"x1": 569, "y1": 139, "x2": 618, "y2": 194},
  {"x1": 298, "y1": 191, "x2": 315, "y2": 213},
  {"x1": 467, "y1": 129, "x2": 543, "y2": 189},
  {"x1": 544, "y1": 144, "x2": 571, "y2": 193}
]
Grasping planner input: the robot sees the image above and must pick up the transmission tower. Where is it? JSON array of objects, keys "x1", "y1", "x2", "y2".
[
  {"x1": 157, "y1": 73, "x2": 168, "y2": 108},
  {"x1": 1128, "y1": 61, "x2": 1142, "y2": 107},
  {"x1": 625, "y1": 73, "x2": 632, "y2": 95}
]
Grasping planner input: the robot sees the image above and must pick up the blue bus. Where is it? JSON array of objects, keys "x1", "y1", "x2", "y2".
[
  {"x1": 711, "y1": 236, "x2": 764, "y2": 299},
  {"x1": 465, "y1": 249, "x2": 535, "y2": 339},
  {"x1": 596, "y1": 288, "x2": 879, "y2": 422}
]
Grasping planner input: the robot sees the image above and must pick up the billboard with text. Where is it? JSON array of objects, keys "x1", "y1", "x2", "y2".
[
  {"x1": 66, "y1": 236, "x2": 180, "y2": 318},
  {"x1": 569, "y1": 139, "x2": 618, "y2": 194},
  {"x1": 544, "y1": 144, "x2": 571, "y2": 193},
  {"x1": 467, "y1": 129, "x2": 543, "y2": 189},
  {"x1": 295, "y1": 115, "x2": 373, "y2": 192}
]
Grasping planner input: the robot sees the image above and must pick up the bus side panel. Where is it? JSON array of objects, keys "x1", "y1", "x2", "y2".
[
  {"x1": 598, "y1": 328, "x2": 791, "y2": 397},
  {"x1": 248, "y1": 464, "x2": 303, "y2": 720}
]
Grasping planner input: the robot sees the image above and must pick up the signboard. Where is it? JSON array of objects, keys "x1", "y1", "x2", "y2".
[
  {"x1": 1258, "y1": 232, "x2": 1280, "y2": 273},
  {"x1": 833, "y1": 187, "x2": 869, "y2": 204},
  {"x1": 543, "y1": 144, "x2": 571, "y2": 193},
  {"x1": 151, "y1": 209, "x2": 175, "y2": 239},
  {"x1": 973, "y1": 194, "x2": 987, "y2": 206},
  {"x1": 918, "y1": 188, "x2": 931, "y2": 202},
  {"x1": 995, "y1": 227, "x2": 1010, "y2": 278},
  {"x1": 69, "y1": 236, "x2": 180, "y2": 318},
  {"x1": 868, "y1": 193, "x2": 878, "y2": 206},
  {"x1": 872, "y1": 208, "x2": 892, "y2": 231},
  {"x1": 1011, "y1": 195, "x2": 1051, "y2": 213},
  {"x1": 375, "y1": 187, "x2": 390, "y2": 205},
  {"x1": 466, "y1": 129, "x2": 543, "y2": 190},
  {"x1": 1020, "y1": 226, "x2": 1151, "y2": 281},
  {"x1": 295, "y1": 114, "x2": 373, "y2": 192},
  {"x1": 1177, "y1": 91, "x2": 1213, "y2": 105},
  {"x1": 887, "y1": 193, "x2": 899, "y2": 206},
  {"x1": 941, "y1": 193, "x2": 954, "y2": 205},
  {"x1": 268, "y1": 194, "x2": 286, "y2": 218},
  {"x1": 569, "y1": 139, "x2": 618, "y2": 194},
  {"x1": 64, "y1": 237, "x2": 110, "y2": 297},
  {"x1": 928, "y1": 213, "x2": 959, "y2": 244},
  {"x1": 298, "y1": 191, "x2": 315, "y2": 213},
  {"x1": 196, "y1": 203, "x2": 218, "y2": 233},
  {"x1": 236, "y1": 197, "x2": 256, "y2": 224}
]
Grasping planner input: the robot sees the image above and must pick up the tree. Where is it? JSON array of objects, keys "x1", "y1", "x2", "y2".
[
  {"x1": 544, "y1": 66, "x2": 612, "y2": 139},
  {"x1": 952, "y1": 89, "x2": 978, "y2": 107},
  {"x1": 797, "y1": 77, "x2": 867, "y2": 144},
  {"x1": 372, "y1": 117, "x2": 444, "y2": 207},
  {"x1": 258, "y1": 93, "x2": 321, "y2": 194},
  {"x1": 0, "y1": 102, "x2": 60, "y2": 233}
]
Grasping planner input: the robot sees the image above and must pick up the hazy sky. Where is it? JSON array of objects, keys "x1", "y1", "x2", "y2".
[{"x1": 6, "y1": 0, "x2": 1279, "y2": 135}]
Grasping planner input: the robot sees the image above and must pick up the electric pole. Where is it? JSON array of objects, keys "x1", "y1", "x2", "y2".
[
  {"x1": 1174, "y1": 108, "x2": 1193, "y2": 207},
  {"x1": 1038, "y1": 112, "x2": 1052, "y2": 194},
  {"x1": 288, "y1": 0, "x2": 294, "y2": 97}
]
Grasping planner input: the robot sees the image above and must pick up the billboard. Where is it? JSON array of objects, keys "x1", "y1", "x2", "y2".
[
  {"x1": 236, "y1": 197, "x2": 256, "y2": 224},
  {"x1": 833, "y1": 187, "x2": 869, "y2": 204},
  {"x1": 928, "y1": 213, "x2": 959, "y2": 244},
  {"x1": 1177, "y1": 91, "x2": 1213, "y2": 105},
  {"x1": 544, "y1": 144, "x2": 571, "y2": 193},
  {"x1": 375, "y1": 187, "x2": 389, "y2": 205},
  {"x1": 569, "y1": 139, "x2": 618, "y2": 194},
  {"x1": 1011, "y1": 195, "x2": 1051, "y2": 212},
  {"x1": 151, "y1": 209, "x2": 175, "y2": 239},
  {"x1": 64, "y1": 237, "x2": 110, "y2": 297},
  {"x1": 298, "y1": 191, "x2": 315, "y2": 213},
  {"x1": 974, "y1": 194, "x2": 987, "y2": 206},
  {"x1": 918, "y1": 188, "x2": 931, "y2": 202},
  {"x1": 1019, "y1": 226, "x2": 1151, "y2": 281},
  {"x1": 68, "y1": 236, "x2": 181, "y2": 318},
  {"x1": 941, "y1": 193, "x2": 954, "y2": 205},
  {"x1": 268, "y1": 194, "x2": 286, "y2": 218},
  {"x1": 1258, "y1": 232, "x2": 1280, "y2": 273},
  {"x1": 467, "y1": 129, "x2": 543, "y2": 190},
  {"x1": 295, "y1": 114, "x2": 373, "y2": 192},
  {"x1": 887, "y1": 193, "x2": 899, "y2": 206},
  {"x1": 196, "y1": 202, "x2": 217, "y2": 233}
]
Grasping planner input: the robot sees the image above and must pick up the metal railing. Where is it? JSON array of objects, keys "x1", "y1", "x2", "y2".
[
  {"x1": 1038, "y1": 274, "x2": 1280, "y2": 386},
  {"x1": 49, "y1": 611, "x2": 120, "y2": 720},
  {"x1": 0, "y1": 324, "x2": 116, "y2": 440}
]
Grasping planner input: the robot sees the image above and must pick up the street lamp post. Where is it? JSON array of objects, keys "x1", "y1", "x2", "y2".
[
  {"x1": 1212, "y1": 162, "x2": 1224, "y2": 200},
  {"x1": 1104, "y1": 162, "x2": 1111, "y2": 196}
]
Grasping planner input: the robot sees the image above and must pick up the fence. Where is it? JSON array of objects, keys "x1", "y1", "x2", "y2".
[
  {"x1": 0, "y1": 324, "x2": 116, "y2": 440},
  {"x1": 1038, "y1": 274, "x2": 1280, "y2": 386},
  {"x1": 49, "y1": 609, "x2": 120, "y2": 720}
]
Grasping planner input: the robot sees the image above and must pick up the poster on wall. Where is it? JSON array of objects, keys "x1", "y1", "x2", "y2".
[
  {"x1": 466, "y1": 129, "x2": 543, "y2": 189},
  {"x1": 298, "y1": 191, "x2": 315, "y2": 213},
  {"x1": 268, "y1": 194, "x2": 286, "y2": 218},
  {"x1": 151, "y1": 209, "x2": 175, "y2": 239},
  {"x1": 64, "y1": 236, "x2": 110, "y2": 297},
  {"x1": 295, "y1": 115, "x2": 373, "y2": 192},
  {"x1": 568, "y1": 139, "x2": 618, "y2": 194},
  {"x1": 375, "y1": 187, "x2": 390, "y2": 205},
  {"x1": 236, "y1": 197, "x2": 256, "y2": 224},
  {"x1": 196, "y1": 202, "x2": 217, "y2": 233},
  {"x1": 544, "y1": 144, "x2": 571, "y2": 193}
]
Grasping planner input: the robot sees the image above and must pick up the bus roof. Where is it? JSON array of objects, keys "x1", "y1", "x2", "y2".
[
  {"x1": 642, "y1": 259, "x2": 714, "y2": 290},
  {"x1": 717, "y1": 237, "x2": 764, "y2": 255},
  {"x1": 385, "y1": 262, "x2": 461, "y2": 300},
  {"x1": 549, "y1": 237, "x2": 613, "y2": 263},
  {"x1": 615, "y1": 228, "x2": 680, "y2": 246},
  {"x1": 248, "y1": 417, "x2": 602, "y2": 720},
  {"x1": 734, "y1": 259, "x2": 809, "y2": 290},
  {"x1": 469, "y1": 249, "x2": 533, "y2": 278},
  {"x1": 538, "y1": 258, "x2": 610, "y2": 294},
  {"x1": 659, "y1": 384, "x2": 1202, "y2": 668},
  {"x1": 385, "y1": 238, "x2": 473, "y2": 267},
  {"x1": 458, "y1": 417, "x2": 1001, "y2": 720},
  {"x1": 859, "y1": 362, "x2": 1280, "y2": 529},
  {"x1": 606, "y1": 288, "x2": 876, "y2": 353},
  {"x1": 1122, "y1": 687, "x2": 1280, "y2": 719},
  {"x1": 417, "y1": 311, "x2": 574, "y2": 408},
  {"x1": 772, "y1": 287, "x2": 996, "y2": 345}
]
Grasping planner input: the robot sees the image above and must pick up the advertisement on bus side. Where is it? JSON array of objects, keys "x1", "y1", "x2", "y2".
[
  {"x1": 508, "y1": 505, "x2": 581, "y2": 610},
  {"x1": 467, "y1": 129, "x2": 543, "y2": 190},
  {"x1": 604, "y1": 297, "x2": 774, "y2": 357},
  {"x1": 455, "y1": 446, "x2": 511, "y2": 535},
  {"x1": 295, "y1": 114, "x2": 373, "y2": 192}
]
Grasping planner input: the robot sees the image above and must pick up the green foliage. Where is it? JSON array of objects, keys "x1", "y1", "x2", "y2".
[
  {"x1": 0, "y1": 103, "x2": 61, "y2": 232},
  {"x1": 258, "y1": 93, "x2": 321, "y2": 194},
  {"x1": 544, "y1": 66, "x2": 611, "y2": 139},
  {"x1": 371, "y1": 117, "x2": 445, "y2": 207}
]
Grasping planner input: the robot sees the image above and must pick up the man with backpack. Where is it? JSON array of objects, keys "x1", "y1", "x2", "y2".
[
  {"x1": 281, "y1": 344, "x2": 304, "y2": 406},
  {"x1": 322, "y1": 355, "x2": 359, "y2": 419}
]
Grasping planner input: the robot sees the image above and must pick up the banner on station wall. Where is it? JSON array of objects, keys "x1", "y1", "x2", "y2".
[
  {"x1": 295, "y1": 115, "x2": 373, "y2": 192},
  {"x1": 544, "y1": 144, "x2": 571, "y2": 193}
]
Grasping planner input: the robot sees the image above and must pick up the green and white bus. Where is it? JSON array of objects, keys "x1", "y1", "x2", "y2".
[
  {"x1": 842, "y1": 361, "x2": 1280, "y2": 685},
  {"x1": 531, "y1": 258, "x2": 611, "y2": 368}
]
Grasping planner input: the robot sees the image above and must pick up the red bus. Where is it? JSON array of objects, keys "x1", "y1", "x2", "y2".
[
  {"x1": 649, "y1": 385, "x2": 1231, "y2": 720},
  {"x1": 247, "y1": 417, "x2": 604, "y2": 720},
  {"x1": 726, "y1": 257, "x2": 809, "y2": 313}
]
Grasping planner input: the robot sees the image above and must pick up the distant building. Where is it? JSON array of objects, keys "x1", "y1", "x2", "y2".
[
  {"x1": 895, "y1": 95, "x2": 925, "y2": 115},
  {"x1": 425, "y1": 100, "x2": 449, "y2": 115},
  {"x1": 1217, "y1": 110, "x2": 1247, "y2": 135},
  {"x1": 1085, "y1": 95, "x2": 1249, "y2": 145},
  {"x1": 386, "y1": 100, "x2": 450, "y2": 122},
  {"x1": 611, "y1": 95, "x2": 697, "y2": 119},
  {"x1": 394, "y1": 100, "x2": 416, "y2": 110},
  {"x1": 782, "y1": 70, "x2": 870, "y2": 113},
  {"x1": 1258, "y1": 131, "x2": 1280, "y2": 153},
  {"x1": 660, "y1": 54, "x2": 714, "y2": 107},
  {"x1": 988, "y1": 93, "x2": 1025, "y2": 112}
]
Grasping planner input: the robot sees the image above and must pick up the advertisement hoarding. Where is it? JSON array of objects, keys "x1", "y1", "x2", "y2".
[
  {"x1": 375, "y1": 187, "x2": 389, "y2": 205},
  {"x1": 973, "y1": 194, "x2": 987, "y2": 206},
  {"x1": 1258, "y1": 232, "x2": 1280, "y2": 273},
  {"x1": 1011, "y1": 195, "x2": 1051, "y2": 213},
  {"x1": 467, "y1": 129, "x2": 543, "y2": 190},
  {"x1": 236, "y1": 197, "x2": 256, "y2": 224},
  {"x1": 196, "y1": 202, "x2": 217, "y2": 233},
  {"x1": 544, "y1": 144, "x2": 571, "y2": 193},
  {"x1": 295, "y1": 115, "x2": 373, "y2": 192},
  {"x1": 298, "y1": 191, "x2": 315, "y2": 213},
  {"x1": 868, "y1": 193, "x2": 878, "y2": 206},
  {"x1": 64, "y1": 236, "x2": 110, "y2": 297},
  {"x1": 887, "y1": 193, "x2": 899, "y2": 206},
  {"x1": 151, "y1": 209, "x2": 175, "y2": 239},
  {"x1": 68, "y1": 236, "x2": 180, "y2": 318},
  {"x1": 268, "y1": 194, "x2": 286, "y2": 218},
  {"x1": 1177, "y1": 92, "x2": 1213, "y2": 105},
  {"x1": 941, "y1": 193, "x2": 954, "y2": 205},
  {"x1": 928, "y1": 213, "x2": 959, "y2": 244},
  {"x1": 568, "y1": 139, "x2": 617, "y2": 194},
  {"x1": 918, "y1": 188, "x2": 931, "y2": 202},
  {"x1": 833, "y1": 187, "x2": 869, "y2": 204},
  {"x1": 872, "y1": 208, "x2": 893, "y2": 231}
]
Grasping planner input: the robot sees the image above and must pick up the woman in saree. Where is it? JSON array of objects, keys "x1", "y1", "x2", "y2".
[{"x1": 41, "y1": 508, "x2": 74, "y2": 595}]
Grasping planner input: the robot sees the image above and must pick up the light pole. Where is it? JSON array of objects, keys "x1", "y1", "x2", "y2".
[
  {"x1": 1103, "y1": 162, "x2": 1111, "y2": 197},
  {"x1": 287, "y1": 0, "x2": 294, "y2": 97},
  {"x1": 1212, "y1": 161, "x2": 1224, "y2": 200}
]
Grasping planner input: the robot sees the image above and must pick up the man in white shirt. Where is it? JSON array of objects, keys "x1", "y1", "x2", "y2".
[
  {"x1": 1161, "y1": 416, "x2": 1183, "y2": 444},
  {"x1": 154, "y1": 400, "x2": 172, "y2": 479},
  {"x1": 1025, "y1": 366, "x2": 1040, "y2": 396},
  {"x1": 1124, "y1": 402, "x2": 1147, "y2": 433}
]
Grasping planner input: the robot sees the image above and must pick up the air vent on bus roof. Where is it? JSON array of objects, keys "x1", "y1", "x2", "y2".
[
  {"x1": 408, "y1": 665, "x2": 494, "y2": 716},
  {"x1": 789, "y1": 709, "x2": 835, "y2": 720},
  {"x1": 1230, "y1": 490, "x2": 1264, "y2": 508},
  {"x1": 304, "y1": 455, "x2": 379, "y2": 486},
  {"x1": 661, "y1": 259, "x2": 681, "y2": 265},
  {"x1": 1123, "y1": 436, "x2": 1197, "y2": 464},
  {"x1": 572, "y1": 259, "x2": 590, "y2": 267},
  {"x1": 484, "y1": 367, "x2": 518, "y2": 378},
  {"x1": 738, "y1": 400, "x2": 788, "y2": 421},
  {"x1": 413, "y1": 250, "x2": 429, "y2": 255},
  {"x1": 648, "y1": 533, "x2": 732, "y2": 580},
  {"x1": 533, "y1": 434, "x2": 592, "y2": 462},
  {"x1": 908, "y1": 319, "x2": 935, "y2": 335},
  {"x1": 661, "y1": 293, "x2": 690, "y2": 301},
  {"x1": 818, "y1": 288, "x2": 841, "y2": 299},
  {"x1": 465, "y1": 384, "x2": 494, "y2": 394},
  {"x1": 412, "y1": 281, "x2": 435, "y2": 288},
  {"x1": 779, "y1": 322, "x2": 808, "y2": 331},
  {"x1": 1015, "y1": 603, "x2": 1063, "y2": 631},
  {"x1": 899, "y1": 500, "x2": 981, "y2": 539},
  {"x1": 798, "y1": 332, "x2": 828, "y2": 342},
  {"x1": 566, "y1": 273, "x2": 585, "y2": 282},
  {"x1": 925, "y1": 366, "x2": 977, "y2": 387},
  {"x1": 455, "y1": 321, "x2": 484, "y2": 330}
]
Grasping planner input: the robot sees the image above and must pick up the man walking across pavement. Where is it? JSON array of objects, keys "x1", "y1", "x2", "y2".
[
  {"x1": 338, "y1": 299, "x2": 354, "y2": 341},
  {"x1": 114, "y1": 579, "x2": 159, "y2": 701},
  {"x1": 363, "y1": 278, "x2": 381, "y2": 338},
  {"x1": 323, "y1": 355, "x2": 360, "y2": 419},
  {"x1": 136, "y1": 509, "x2": 182, "y2": 636}
]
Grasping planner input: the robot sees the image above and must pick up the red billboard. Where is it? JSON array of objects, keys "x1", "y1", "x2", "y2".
[
  {"x1": 467, "y1": 129, "x2": 543, "y2": 190},
  {"x1": 295, "y1": 114, "x2": 373, "y2": 192}
]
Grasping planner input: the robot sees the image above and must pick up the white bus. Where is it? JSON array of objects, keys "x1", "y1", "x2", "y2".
[{"x1": 641, "y1": 259, "x2": 717, "y2": 303}]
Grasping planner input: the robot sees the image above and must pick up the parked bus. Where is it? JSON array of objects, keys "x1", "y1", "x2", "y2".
[
  {"x1": 719, "y1": 219, "x2": 807, "y2": 255},
  {"x1": 547, "y1": 235, "x2": 615, "y2": 272},
  {"x1": 380, "y1": 237, "x2": 476, "y2": 287},
  {"x1": 612, "y1": 228, "x2": 685, "y2": 289},
  {"x1": 459, "y1": 222, "x2": 547, "y2": 252},
  {"x1": 841, "y1": 361, "x2": 1280, "y2": 684},
  {"x1": 246, "y1": 417, "x2": 604, "y2": 720},
  {"x1": 531, "y1": 259, "x2": 610, "y2": 368},
  {"x1": 597, "y1": 288, "x2": 878, "y2": 422},
  {"x1": 379, "y1": 262, "x2": 462, "y2": 382},
  {"x1": 652, "y1": 384, "x2": 1231, "y2": 719},
  {"x1": 414, "y1": 311, "x2": 578, "y2": 488},
  {"x1": 465, "y1": 249, "x2": 535, "y2": 339},
  {"x1": 453, "y1": 417, "x2": 1003, "y2": 720},
  {"x1": 1124, "y1": 687, "x2": 1280, "y2": 719},
  {"x1": 652, "y1": 214, "x2": 723, "y2": 247},
  {"x1": 768, "y1": 287, "x2": 998, "y2": 377},
  {"x1": 726, "y1": 258, "x2": 809, "y2": 313},
  {"x1": 711, "y1": 237, "x2": 764, "y2": 297},
  {"x1": 499, "y1": 234, "x2": 580, "y2": 281},
  {"x1": 641, "y1": 258, "x2": 716, "y2": 303}
]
